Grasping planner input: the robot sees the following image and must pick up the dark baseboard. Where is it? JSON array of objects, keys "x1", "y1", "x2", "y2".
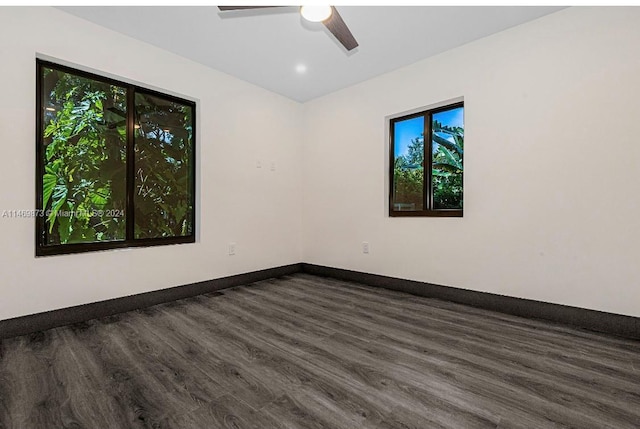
[
  {"x1": 301, "y1": 263, "x2": 640, "y2": 341},
  {"x1": 0, "y1": 263, "x2": 302, "y2": 340},
  {"x1": 3, "y1": 262, "x2": 638, "y2": 341}
]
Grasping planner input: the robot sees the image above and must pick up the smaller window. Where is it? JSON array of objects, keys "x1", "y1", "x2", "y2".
[{"x1": 389, "y1": 102, "x2": 464, "y2": 217}]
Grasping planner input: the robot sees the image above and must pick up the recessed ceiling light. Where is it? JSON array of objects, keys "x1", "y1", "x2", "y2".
[
  {"x1": 45, "y1": 107, "x2": 56, "y2": 112},
  {"x1": 295, "y1": 64, "x2": 307, "y2": 74},
  {"x1": 300, "y1": 5, "x2": 332, "y2": 23}
]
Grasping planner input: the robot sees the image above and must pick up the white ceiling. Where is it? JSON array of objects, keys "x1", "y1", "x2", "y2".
[{"x1": 58, "y1": 6, "x2": 564, "y2": 102}]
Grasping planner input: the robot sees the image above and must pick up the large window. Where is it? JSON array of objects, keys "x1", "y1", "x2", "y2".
[
  {"x1": 389, "y1": 102, "x2": 463, "y2": 217},
  {"x1": 36, "y1": 60, "x2": 195, "y2": 256}
]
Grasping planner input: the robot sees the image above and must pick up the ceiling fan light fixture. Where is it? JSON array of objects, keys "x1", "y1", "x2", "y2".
[
  {"x1": 218, "y1": 5, "x2": 357, "y2": 51},
  {"x1": 300, "y1": 5, "x2": 332, "y2": 23}
]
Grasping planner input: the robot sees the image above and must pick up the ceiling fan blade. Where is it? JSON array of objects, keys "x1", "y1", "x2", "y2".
[
  {"x1": 218, "y1": 6, "x2": 281, "y2": 11},
  {"x1": 323, "y1": 6, "x2": 358, "y2": 51}
]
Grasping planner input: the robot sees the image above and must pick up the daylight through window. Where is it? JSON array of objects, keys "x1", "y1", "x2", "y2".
[
  {"x1": 36, "y1": 60, "x2": 195, "y2": 256},
  {"x1": 389, "y1": 102, "x2": 464, "y2": 217}
]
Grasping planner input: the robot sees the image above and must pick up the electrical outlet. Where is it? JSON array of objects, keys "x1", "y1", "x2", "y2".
[
  {"x1": 270, "y1": 161, "x2": 276, "y2": 171},
  {"x1": 228, "y1": 242, "x2": 236, "y2": 256},
  {"x1": 256, "y1": 161, "x2": 262, "y2": 168},
  {"x1": 362, "y1": 242, "x2": 369, "y2": 254}
]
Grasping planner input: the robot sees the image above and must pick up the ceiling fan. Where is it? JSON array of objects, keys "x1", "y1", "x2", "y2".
[{"x1": 217, "y1": 5, "x2": 358, "y2": 51}]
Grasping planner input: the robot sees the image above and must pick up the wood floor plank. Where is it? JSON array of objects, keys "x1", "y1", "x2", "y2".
[
  {"x1": 48, "y1": 327, "x2": 145, "y2": 428},
  {"x1": 250, "y1": 278, "x2": 640, "y2": 393},
  {"x1": 1, "y1": 273, "x2": 639, "y2": 428},
  {"x1": 209, "y1": 293, "x2": 513, "y2": 427},
  {"x1": 163, "y1": 394, "x2": 284, "y2": 429},
  {"x1": 160, "y1": 298, "x2": 392, "y2": 428},
  {"x1": 223, "y1": 280, "x2": 640, "y2": 427},
  {"x1": 279, "y1": 276, "x2": 640, "y2": 364},
  {"x1": 266, "y1": 282, "x2": 640, "y2": 426},
  {"x1": 290, "y1": 274, "x2": 640, "y2": 356},
  {"x1": 307, "y1": 281, "x2": 638, "y2": 389},
  {"x1": 215, "y1": 290, "x2": 580, "y2": 428}
]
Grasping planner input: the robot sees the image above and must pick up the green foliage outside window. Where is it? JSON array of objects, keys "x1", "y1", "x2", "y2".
[
  {"x1": 393, "y1": 136, "x2": 425, "y2": 210},
  {"x1": 134, "y1": 93, "x2": 194, "y2": 239},
  {"x1": 432, "y1": 119, "x2": 463, "y2": 209},
  {"x1": 42, "y1": 68, "x2": 127, "y2": 244},
  {"x1": 38, "y1": 62, "x2": 195, "y2": 255},
  {"x1": 391, "y1": 104, "x2": 463, "y2": 215}
]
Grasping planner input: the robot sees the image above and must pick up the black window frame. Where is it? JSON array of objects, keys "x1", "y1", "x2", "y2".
[
  {"x1": 389, "y1": 101, "x2": 464, "y2": 218},
  {"x1": 35, "y1": 59, "x2": 196, "y2": 256}
]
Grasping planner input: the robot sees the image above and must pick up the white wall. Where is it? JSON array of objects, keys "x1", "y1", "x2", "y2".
[
  {"x1": 302, "y1": 7, "x2": 640, "y2": 318},
  {"x1": 0, "y1": 7, "x2": 303, "y2": 321}
]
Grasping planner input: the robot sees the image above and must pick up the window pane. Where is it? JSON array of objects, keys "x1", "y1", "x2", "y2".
[
  {"x1": 41, "y1": 67, "x2": 127, "y2": 245},
  {"x1": 134, "y1": 92, "x2": 194, "y2": 239},
  {"x1": 392, "y1": 116, "x2": 424, "y2": 211},
  {"x1": 432, "y1": 107, "x2": 463, "y2": 210}
]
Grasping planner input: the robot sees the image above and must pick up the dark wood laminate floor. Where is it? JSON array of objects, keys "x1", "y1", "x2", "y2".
[{"x1": 1, "y1": 274, "x2": 639, "y2": 429}]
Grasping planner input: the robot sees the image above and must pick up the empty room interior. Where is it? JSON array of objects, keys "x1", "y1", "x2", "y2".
[{"x1": 1, "y1": 4, "x2": 640, "y2": 428}]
